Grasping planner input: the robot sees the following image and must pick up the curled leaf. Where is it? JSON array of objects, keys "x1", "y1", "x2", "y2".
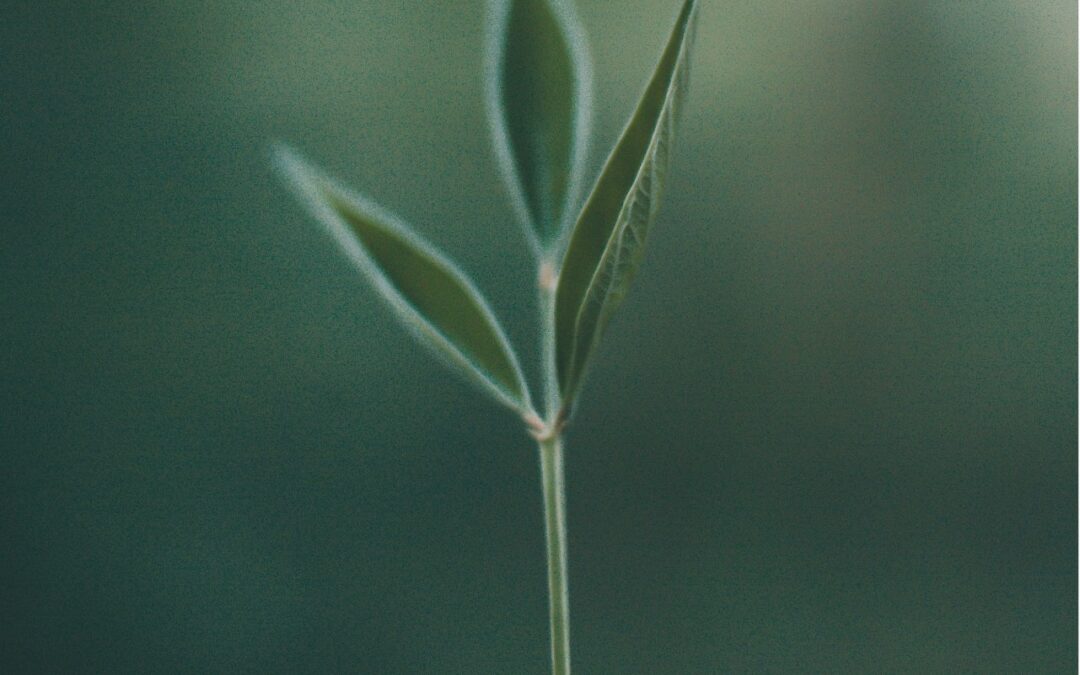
[
  {"x1": 554, "y1": 0, "x2": 698, "y2": 407},
  {"x1": 274, "y1": 145, "x2": 532, "y2": 414},
  {"x1": 486, "y1": 0, "x2": 592, "y2": 254}
]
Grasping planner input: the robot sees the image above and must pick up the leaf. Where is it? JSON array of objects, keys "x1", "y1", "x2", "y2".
[
  {"x1": 486, "y1": 0, "x2": 592, "y2": 253},
  {"x1": 273, "y1": 145, "x2": 533, "y2": 414},
  {"x1": 554, "y1": 0, "x2": 698, "y2": 406}
]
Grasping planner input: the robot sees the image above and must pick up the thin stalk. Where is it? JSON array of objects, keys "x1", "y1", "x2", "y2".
[
  {"x1": 535, "y1": 258, "x2": 570, "y2": 674},
  {"x1": 538, "y1": 432, "x2": 570, "y2": 675},
  {"x1": 538, "y1": 261, "x2": 560, "y2": 417}
]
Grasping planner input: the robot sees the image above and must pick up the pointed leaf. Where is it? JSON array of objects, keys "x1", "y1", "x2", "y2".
[
  {"x1": 274, "y1": 145, "x2": 532, "y2": 413},
  {"x1": 554, "y1": 0, "x2": 698, "y2": 406},
  {"x1": 486, "y1": 0, "x2": 592, "y2": 252}
]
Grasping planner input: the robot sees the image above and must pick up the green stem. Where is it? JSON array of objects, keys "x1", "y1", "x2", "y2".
[
  {"x1": 539, "y1": 432, "x2": 570, "y2": 675},
  {"x1": 536, "y1": 259, "x2": 570, "y2": 674},
  {"x1": 538, "y1": 262, "x2": 560, "y2": 417}
]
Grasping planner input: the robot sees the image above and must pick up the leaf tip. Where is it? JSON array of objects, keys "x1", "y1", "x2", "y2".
[{"x1": 269, "y1": 141, "x2": 322, "y2": 196}]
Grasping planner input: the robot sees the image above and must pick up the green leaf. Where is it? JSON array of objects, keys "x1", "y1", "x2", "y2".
[
  {"x1": 554, "y1": 0, "x2": 698, "y2": 406},
  {"x1": 273, "y1": 145, "x2": 533, "y2": 414},
  {"x1": 486, "y1": 0, "x2": 592, "y2": 253}
]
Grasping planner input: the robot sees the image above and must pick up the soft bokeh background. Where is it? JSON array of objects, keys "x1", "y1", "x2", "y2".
[{"x1": 2, "y1": 1, "x2": 1075, "y2": 672}]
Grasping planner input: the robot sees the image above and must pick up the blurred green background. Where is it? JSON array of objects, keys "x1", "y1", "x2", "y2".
[{"x1": 2, "y1": 1, "x2": 1075, "y2": 672}]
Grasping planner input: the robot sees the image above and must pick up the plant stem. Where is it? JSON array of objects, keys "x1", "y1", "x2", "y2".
[
  {"x1": 536, "y1": 259, "x2": 570, "y2": 674},
  {"x1": 538, "y1": 432, "x2": 570, "y2": 675},
  {"x1": 538, "y1": 261, "x2": 560, "y2": 417}
]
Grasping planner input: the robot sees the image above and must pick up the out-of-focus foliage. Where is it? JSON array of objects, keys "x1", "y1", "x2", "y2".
[
  {"x1": 275, "y1": 146, "x2": 531, "y2": 414},
  {"x1": 487, "y1": 0, "x2": 592, "y2": 253}
]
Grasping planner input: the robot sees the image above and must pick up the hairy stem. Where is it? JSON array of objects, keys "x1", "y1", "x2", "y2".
[{"x1": 539, "y1": 432, "x2": 570, "y2": 675}]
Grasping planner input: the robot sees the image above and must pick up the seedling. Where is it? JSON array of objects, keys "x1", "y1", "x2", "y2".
[{"x1": 274, "y1": 1, "x2": 698, "y2": 671}]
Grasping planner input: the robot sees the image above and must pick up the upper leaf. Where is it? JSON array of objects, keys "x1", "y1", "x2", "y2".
[
  {"x1": 554, "y1": 0, "x2": 698, "y2": 407},
  {"x1": 274, "y1": 145, "x2": 532, "y2": 414},
  {"x1": 486, "y1": 0, "x2": 592, "y2": 253}
]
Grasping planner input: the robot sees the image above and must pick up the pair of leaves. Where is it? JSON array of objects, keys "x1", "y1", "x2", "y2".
[
  {"x1": 490, "y1": 0, "x2": 700, "y2": 411},
  {"x1": 274, "y1": 0, "x2": 698, "y2": 418}
]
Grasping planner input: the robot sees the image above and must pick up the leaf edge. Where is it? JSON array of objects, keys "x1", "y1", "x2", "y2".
[
  {"x1": 554, "y1": 0, "x2": 699, "y2": 406},
  {"x1": 271, "y1": 142, "x2": 535, "y2": 415},
  {"x1": 483, "y1": 0, "x2": 594, "y2": 257}
]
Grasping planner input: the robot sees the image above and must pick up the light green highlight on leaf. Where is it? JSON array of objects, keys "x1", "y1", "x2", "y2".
[
  {"x1": 273, "y1": 144, "x2": 532, "y2": 414},
  {"x1": 486, "y1": 0, "x2": 592, "y2": 254},
  {"x1": 554, "y1": 0, "x2": 698, "y2": 407}
]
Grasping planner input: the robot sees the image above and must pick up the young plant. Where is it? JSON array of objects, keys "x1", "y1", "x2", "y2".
[{"x1": 274, "y1": 1, "x2": 698, "y2": 672}]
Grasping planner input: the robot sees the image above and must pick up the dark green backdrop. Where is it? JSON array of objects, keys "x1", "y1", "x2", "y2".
[{"x1": 2, "y1": 1, "x2": 1075, "y2": 672}]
